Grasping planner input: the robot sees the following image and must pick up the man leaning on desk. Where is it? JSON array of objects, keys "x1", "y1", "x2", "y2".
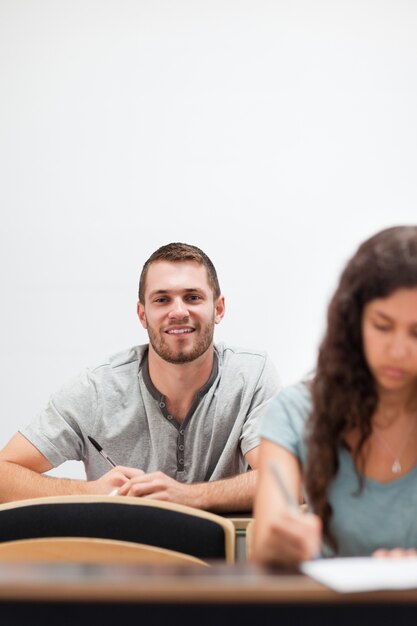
[{"x1": 0, "y1": 243, "x2": 279, "y2": 512}]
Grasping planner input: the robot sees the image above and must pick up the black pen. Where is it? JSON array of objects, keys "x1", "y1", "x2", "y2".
[{"x1": 88, "y1": 436, "x2": 117, "y2": 468}]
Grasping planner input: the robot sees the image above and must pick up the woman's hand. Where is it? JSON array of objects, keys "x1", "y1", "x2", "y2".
[
  {"x1": 373, "y1": 548, "x2": 417, "y2": 558},
  {"x1": 252, "y1": 508, "x2": 322, "y2": 566},
  {"x1": 251, "y1": 439, "x2": 322, "y2": 567}
]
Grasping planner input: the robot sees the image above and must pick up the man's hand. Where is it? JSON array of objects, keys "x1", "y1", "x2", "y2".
[
  {"x1": 88, "y1": 466, "x2": 146, "y2": 496},
  {"x1": 115, "y1": 471, "x2": 203, "y2": 508}
]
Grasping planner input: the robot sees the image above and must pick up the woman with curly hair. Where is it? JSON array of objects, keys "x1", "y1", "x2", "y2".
[{"x1": 252, "y1": 225, "x2": 417, "y2": 565}]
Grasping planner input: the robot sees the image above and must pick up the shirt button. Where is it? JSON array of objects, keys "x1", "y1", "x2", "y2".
[
  {"x1": 179, "y1": 458, "x2": 184, "y2": 465},
  {"x1": 159, "y1": 401, "x2": 165, "y2": 408},
  {"x1": 167, "y1": 415, "x2": 173, "y2": 420},
  {"x1": 179, "y1": 429, "x2": 184, "y2": 435},
  {"x1": 179, "y1": 444, "x2": 184, "y2": 451}
]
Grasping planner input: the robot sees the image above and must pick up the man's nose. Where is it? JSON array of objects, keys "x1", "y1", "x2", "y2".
[{"x1": 168, "y1": 298, "x2": 189, "y2": 319}]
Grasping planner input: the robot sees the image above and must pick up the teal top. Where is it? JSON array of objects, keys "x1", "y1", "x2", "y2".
[{"x1": 260, "y1": 382, "x2": 417, "y2": 557}]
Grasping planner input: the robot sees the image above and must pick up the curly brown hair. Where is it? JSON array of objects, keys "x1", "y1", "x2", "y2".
[
  {"x1": 305, "y1": 225, "x2": 417, "y2": 549},
  {"x1": 138, "y1": 242, "x2": 221, "y2": 303}
]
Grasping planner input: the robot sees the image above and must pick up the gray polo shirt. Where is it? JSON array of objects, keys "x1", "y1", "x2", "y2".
[{"x1": 21, "y1": 343, "x2": 279, "y2": 482}]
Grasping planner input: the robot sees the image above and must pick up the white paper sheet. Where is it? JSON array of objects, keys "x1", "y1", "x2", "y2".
[{"x1": 300, "y1": 557, "x2": 417, "y2": 593}]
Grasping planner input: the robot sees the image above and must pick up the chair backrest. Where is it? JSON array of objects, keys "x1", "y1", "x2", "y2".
[
  {"x1": 0, "y1": 496, "x2": 235, "y2": 564},
  {"x1": 246, "y1": 519, "x2": 255, "y2": 560},
  {"x1": 0, "y1": 536, "x2": 208, "y2": 565}
]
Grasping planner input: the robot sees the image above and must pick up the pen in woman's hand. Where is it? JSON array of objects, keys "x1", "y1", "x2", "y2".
[
  {"x1": 268, "y1": 460, "x2": 299, "y2": 510},
  {"x1": 269, "y1": 460, "x2": 322, "y2": 560}
]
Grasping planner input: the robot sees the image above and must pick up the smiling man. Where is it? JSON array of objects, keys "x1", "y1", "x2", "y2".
[{"x1": 0, "y1": 243, "x2": 279, "y2": 511}]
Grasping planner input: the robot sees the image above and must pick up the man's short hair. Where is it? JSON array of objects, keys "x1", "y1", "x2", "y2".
[{"x1": 138, "y1": 242, "x2": 221, "y2": 303}]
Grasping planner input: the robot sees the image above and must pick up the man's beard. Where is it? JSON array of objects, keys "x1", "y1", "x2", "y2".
[{"x1": 147, "y1": 322, "x2": 215, "y2": 364}]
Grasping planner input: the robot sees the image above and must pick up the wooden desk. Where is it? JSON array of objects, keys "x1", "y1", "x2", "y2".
[{"x1": 2, "y1": 562, "x2": 417, "y2": 626}]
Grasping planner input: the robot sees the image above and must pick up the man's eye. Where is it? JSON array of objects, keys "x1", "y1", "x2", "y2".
[
  {"x1": 155, "y1": 297, "x2": 169, "y2": 303},
  {"x1": 186, "y1": 295, "x2": 201, "y2": 301}
]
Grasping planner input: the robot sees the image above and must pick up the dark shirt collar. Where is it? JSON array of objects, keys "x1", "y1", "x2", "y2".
[{"x1": 140, "y1": 347, "x2": 219, "y2": 404}]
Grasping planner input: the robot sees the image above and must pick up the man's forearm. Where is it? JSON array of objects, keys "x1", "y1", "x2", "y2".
[
  {"x1": 0, "y1": 461, "x2": 91, "y2": 503},
  {"x1": 191, "y1": 470, "x2": 257, "y2": 513}
]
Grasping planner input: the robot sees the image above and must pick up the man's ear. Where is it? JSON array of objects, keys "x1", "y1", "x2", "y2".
[
  {"x1": 137, "y1": 301, "x2": 148, "y2": 329},
  {"x1": 214, "y1": 295, "x2": 225, "y2": 324}
]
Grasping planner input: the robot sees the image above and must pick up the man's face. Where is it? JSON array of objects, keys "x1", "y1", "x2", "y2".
[{"x1": 137, "y1": 260, "x2": 225, "y2": 364}]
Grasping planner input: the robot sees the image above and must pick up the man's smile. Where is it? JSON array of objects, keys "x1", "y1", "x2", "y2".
[{"x1": 165, "y1": 327, "x2": 195, "y2": 335}]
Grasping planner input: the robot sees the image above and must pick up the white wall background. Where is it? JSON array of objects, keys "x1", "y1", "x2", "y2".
[{"x1": 1, "y1": 1, "x2": 417, "y2": 478}]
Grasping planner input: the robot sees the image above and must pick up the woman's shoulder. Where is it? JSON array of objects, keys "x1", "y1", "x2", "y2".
[
  {"x1": 259, "y1": 381, "x2": 312, "y2": 449},
  {"x1": 268, "y1": 380, "x2": 312, "y2": 417}
]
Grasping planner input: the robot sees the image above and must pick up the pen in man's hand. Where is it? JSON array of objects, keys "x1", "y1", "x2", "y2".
[
  {"x1": 268, "y1": 460, "x2": 299, "y2": 510},
  {"x1": 88, "y1": 436, "x2": 117, "y2": 468}
]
